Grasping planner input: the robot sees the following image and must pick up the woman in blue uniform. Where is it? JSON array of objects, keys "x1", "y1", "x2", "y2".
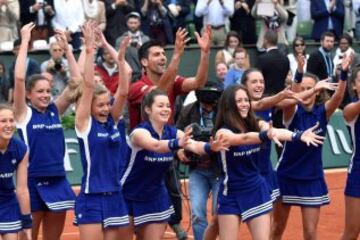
[
  {"x1": 121, "y1": 88, "x2": 226, "y2": 240},
  {"x1": 341, "y1": 68, "x2": 360, "y2": 240},
  {"x1": 213, "y1": 85, "x2": 324, "y2": 240},
  {"x1": 272, "y1": 55, "x2": 352, "y2": 240},
  {"x1": 0, "y1": 105, "x2": 31, "y2": 240},
  {"x1": 73, "y1": 23, "x2": 133, "y2": 240},
  {"x1": 13, "y1": 23, "x2": 81, "y2": 240}
]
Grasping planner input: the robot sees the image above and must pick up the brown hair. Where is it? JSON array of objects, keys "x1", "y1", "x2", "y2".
[{"x1": 141, "y1": 89, "x2": 168, "y2": 122}]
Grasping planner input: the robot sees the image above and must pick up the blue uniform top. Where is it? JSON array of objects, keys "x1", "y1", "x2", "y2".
[
  {"x1": 0, "y1": 138, "x2": 27, "y2": 197},
  {"x1": 76, "y1": 116, "x2": 126, "y2": 194},
  {"x1": 277, "y1": 104, "x2": 328, "y2": 180},
  {"x1": 345, "y1": 98, "x2": 360, "y2": 175},
  {"x1": 121, "y1": 121, "x2": 177, "y2": 201},
  {"x1": 218, "y1": 127, "x2": 263, "y2": 196},
  {"x1": 255, "y1": 108, "x2": 273, "y2": 175},
  {"x1": 17, "y1": 104, "x2": 66, "y2": 177}
]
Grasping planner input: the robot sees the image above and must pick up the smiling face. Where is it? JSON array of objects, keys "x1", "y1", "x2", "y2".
[
  {"x1": 244, "y1": 71, "x2": 265, "y2": 100},
  {"x1": 91, "y1": 92, "x2": 111, "y2": 123},
  {"x1": 26, "y1": 79, "x2": 52, "y2": 112},
  {"x1": 235, "y1": 88, "x2": 250, "y2": 118},
  {"x1": 300, "y1": 76, "x2": 317, "y2": 107},
  {"x1": 142, "y1": 46, "x2": 167, "y2": 76},
  {"x1": 145, "y1": 95, "x2": 171, "y2": 125},
  {"x1": 0, "y1": 109, "x2": 15, "y2": 141}
]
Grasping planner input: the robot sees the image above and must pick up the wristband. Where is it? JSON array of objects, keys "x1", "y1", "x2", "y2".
[
  {"x1": 294, "y1": 70, "x2": 303, "y2": 83},
  {"x1": 259, "y1": 131, "x2": 270, "y2": 142},
  {"x1": 291, "y1": 131, "x2": 303, "y2": 142},
  {"x1": 204, "y1": 142, "x2": 212, "y2": 155},
  {"x1": 168, "y1": 138, "x2": 180, "y2": 151},
  {"x1": 21, "y1": 214, "x2": 32, "y2": 229},
  {"x1": 340, "y1": 70, "x2": 348, "y2": 81}
]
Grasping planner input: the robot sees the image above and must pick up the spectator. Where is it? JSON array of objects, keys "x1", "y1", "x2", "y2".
[
  {"x1": 230, "y1": 0, "x2": 256, "y2": 45},
  {"x1": 141, "y1": 0, "x2": 174, "y2": 45},
  {"x1": 52, "y1": 0, "x2": 85, "y2": 50},
  {"x1": 165, "y1": 0, "x2": 191, "y2": 34},
  {"x1": 307, "y1": 31, "x2": 335, "y2": 81},
  {"x1": 344, "y1": 0, "x2": 355, "y2": 36},
  {"x1": 214, "y1": 61, "x2": 228, "y2": 90},
  {"x1": 310, "y1": 0, "x2": 344, "y2": 41},
  {"x1": 0, "y1": 0, "x2": 20, "y2": 44},
  {"x1": 41, "y1": 41, "x2": 70, "y2": 98},
  {"x1": 0, "y1": 62, "x2": 10, "y2": 103},
  {"x1": 333, "y1": 33, "x2": 360, "y2": 75},
  {"x1": 215, "y1": 31, "x2": 242, "y2": 66},
  {"x1": 104, "y1": 0, "x2": 134, "y2": 47},
  {"x1": 224, "y1": 47, "x2": 249, "y2": 89},
  {"x1": 252, "y1": 0, "x2": 288, "y2": 52},
  {"x1": 95, "y1": 48, "x2": 120, "y2": 95},
  {"x1": 195, "y1": 0, "x2": 234, "y2": 46},
  {"x1": 20, "y1": 0, "x2": 55, "y2": 42},
  {"x1": 287, "y1": 36, "x2": 309, "y2": 77},
  {"x1": 116, "y1": 11, "x2": 150, "y2": 82},
  {"x1": 351, "y1": 0, "x2": 360, "y2": 40},
  {"x1": 83, "y1": 0, "x2": 106, "y2": 32},
  {"x1": 283, "y1": 0, "x2": 297, "y2": 43},
  {"x1": 8, "y1": 39, "x2": 41, "y2": 103}
]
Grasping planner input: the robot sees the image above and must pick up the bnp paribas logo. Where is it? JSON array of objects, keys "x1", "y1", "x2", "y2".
[{"x1": 326, "y1": 125, "x2": 352, "y2": 155}]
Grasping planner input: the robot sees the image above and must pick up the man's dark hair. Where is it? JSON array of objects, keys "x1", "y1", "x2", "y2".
[
  {"x1": 138, "y1": 40, "x2": 163, "y2": 64},
  {"x1": 320, "y1": 31, "x2": 335, "y2": 41},
  {"x1": 264, "y1": 30, "x2": 278, "y2": 46},
  {"x1": 126, "y1": 11, "x2": 141, "y2": 21}
]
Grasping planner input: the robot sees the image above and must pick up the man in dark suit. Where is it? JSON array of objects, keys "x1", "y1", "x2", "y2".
[
  {"x1": 310, "y1": 0, "x2": 344, "y2": 41},
  {"x1": 104, "y1": 0, "x2": 134, "y2": 47},
  {"x1": 20, "y1": 0, "x2": 55, "y2": 41},
  {"x1": 307, "y1": 31, "x2": 335, "y2": 81},
  {"x1": 256, "y1": 30, "x2": 290, "y2": 96}
]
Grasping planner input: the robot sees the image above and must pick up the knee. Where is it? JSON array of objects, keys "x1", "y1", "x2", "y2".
[
  {"x1": 271, "y1": 219, "x2": 286, "y2": 238},
  {"x1": 303, "y1": 225, "x2": 317, "y2": 240},
  {"x1": 342, "y1": 225, "x2": 360, "y2": 240}
]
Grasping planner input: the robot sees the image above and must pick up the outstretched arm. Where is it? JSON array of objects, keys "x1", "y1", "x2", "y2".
[
  {"x1": 14, "y1": 22, "x2": 35, "y2": 123},
  {"x1": 343, "y1": 100, "x2": 360, "y2": 123}
]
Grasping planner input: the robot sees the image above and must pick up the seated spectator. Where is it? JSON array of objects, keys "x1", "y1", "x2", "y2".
[
  {"x1": 52, "y1": 0, "x2": 85, "y2": 50},
  {"x1": 116, "y1": 11, "x2": 150, "y2": 82},
  {"x1": 195, "y1": 0, "x2": 234, "y2": 46},
  {"x1": 251, "y1": 0, "x2": 288, "y2": 52},
  {"x1": 0, "y1": 62, "x2": 10, "y2": 103},
  {"x1": 287, "y1": 36, "x2": 309, "y2": 77},
  {"x1": 41, "y1": 40, "x2": 70, "y2": 98},
  {"x1": 333, "y1": 33, "x2": 360, "y2": 75},
  {"x1": 165, "y1": 0, "x2": 190, "y2": 34},
  {"x1": 214, "y1": 61, "x2": 228, "y2": 90},
  {"x1": 310, "y1": 0, "x2": 344, "y2": 41},
  {"x1": 83, "y1": 0, "x2": 106, "y2": 32},
  {"x1": 0, "y1": 0, "x2": 20, "y2": 45},
  {"x1": 95, "y1": 48, "x2": 120, "y2": 95},
  {"x1": 141, "y1": 0, "x2": 174, "y2": 45},
  {"x1": 104, "y1": 0, "x2": 134, "y2": 47},
  {"x1": 20, "y1": 0, "x2": 55, "y2": 42},
  {"x1": 224, "y1": 47, "x2": 249, "y2": 89},
  {"x1": 230, "y1": 0, "x2": 256, "y2": 44},
  {"x1": 215, "y1": 31, "x2": 242, "y2": 66}
]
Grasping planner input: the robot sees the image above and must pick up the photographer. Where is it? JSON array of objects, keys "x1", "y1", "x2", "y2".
[
  {"x1": 40, "y1": 40, "x2": 69, "y2": 98},
  {"x1": 176, "y1": 82, "x2": 222, "y2": 240}
]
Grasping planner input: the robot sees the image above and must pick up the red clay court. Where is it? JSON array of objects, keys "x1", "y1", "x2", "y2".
[{"x1": 40, "y1": 170, "x2": 347, "y2": 240}]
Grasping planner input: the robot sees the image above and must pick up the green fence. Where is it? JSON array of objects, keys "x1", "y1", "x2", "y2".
[{"x1": 64, "y1": 111, "x2": 352, "y2": 185}]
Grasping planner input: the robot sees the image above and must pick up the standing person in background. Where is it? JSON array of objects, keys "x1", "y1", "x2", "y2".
[
  {"x1": 104, "y1": 0, "x2": 134, "y2": 47},
  {"x1": 230, "y1": 0, "x2": 256, "y2": 45},
  {"x1": 287, "y1": 36, "x2": 309, "y2": 78},
  {"x1": 0, "y1": 62, "x2": 10, "y2": 103},
  {"x1": 283, "y1": 0, "x2": 297, "y2": 43},
  {"x1": 195, "y1": 0, "x2": 234, "y2": 46},
  {"x1": 20, "y1": 0, "x2": 55, "y2": 42},
  {"x1": 341, "y1": 68, "x2": 360, "y2": 240},
  {"x1": 13, "y1": 23, "x2": 81, "y2": 240},
  {"x1": 0, "y1": 105, "x2": 31, "y2": 240},
  {"x1": 310, "y1": 0, "x2": 344, "y2": 41},
  {"x1": 83, "y1": 0, "x2": 107, "y2": 32},
  {"x1": 52, "y1": 0, "x2": 85, "y2": 50},
  {"x1": 307, "y1": 31, "x2": 335, "y2": 81},
  {"x1": 352, "y1": 0, "x2": 360, "y2": 40},
  {"x1": 224, "y1": 47, "x2": 249, "y2": 89},
  {"x1": 0, "y1": 0, "x2": 19, "y2": 45},
  {"x1": 215, "y1": 31, "x2": 242, "y2": 66}
]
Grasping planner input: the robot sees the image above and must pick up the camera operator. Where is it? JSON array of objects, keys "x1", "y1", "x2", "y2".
[
  {"x1": 176, "y1": 82, "x2": 222, "y2": 240},
  {"x1": 40, "y1": 40, "x2": 69, "y2": 98}
]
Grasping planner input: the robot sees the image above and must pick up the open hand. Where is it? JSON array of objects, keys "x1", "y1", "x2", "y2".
[
  {"x1": 210, "y1": 134, "x2": 229, "y2": 152},
  {"x1": 20, "y1": 22, "x2": 36, "y2": 43},
  {"x1": 300, "y1": 122, "x2": 325, "y2": 147},
  {"x1": 195, "y1": 25, "x2": 212, "y2": 53}
]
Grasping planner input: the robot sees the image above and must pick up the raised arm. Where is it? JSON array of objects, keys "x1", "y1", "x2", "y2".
[
  {"x1": 181, "y1": 26, "x2": 212, "y2": 92},
  {"x1": 75, "y1": 22, "x2": 96, "y2": 133},
  {"x1": 343, "y1": 100, "x2": 360, "y2": 123},
  {"x1": 13, "y1": 23, "x2": 35, "y2": 123},
  {"x1": 111, "y1": 36, "x2": 132, "y2": 122},
  {"x1": 251, "y1": 88, "x2": 299, "y2": 111}
]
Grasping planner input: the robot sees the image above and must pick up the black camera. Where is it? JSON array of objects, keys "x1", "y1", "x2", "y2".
[
  {"x1": 53, "y1": 59, "x2": 63, "y2": 71},
  {"x1": 184, "y1": 123, "x2": 213, "y2": 162},
  {"x1": 195, "y1": 84, "x2": 222, "y2": 105}
]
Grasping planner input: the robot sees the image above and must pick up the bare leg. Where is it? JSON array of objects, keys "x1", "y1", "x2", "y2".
[
  {"x1": 1, "y1": 233, "x2": 17, "y2": 240},
  {"x1": 42, "y1": 211, "x2": 66, "y2": 240},
  {"x1": 31, "y1": 211, "x2": 45, "y2": 240},
  {"x1": 271, "y1": 201, "x2": 291, "y2": 240},
  {"x1": 104, "y1": 225, "x2": 134, "y2": 240},
  {"x1": 203, "y1": 215, "x2": 219, "y2": 240},
  {"x1": 218, "y1": 215, "x2": 240, "y2": 240},
  {"x1": 301, "y1": 207, "x2": 320, "y2": 240},
  {"x1": 79, "y1": 224, "x2": 103, "y2": 240},
  {"x1": 247, "y1": 213, "x2": 271, "y2": 240},
  {"x1": 341, "y1": 196, "x2": 360, "y2": 240},
  {"x1": 137, "y1": 222, "x2": 167, "y2": 240}
]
